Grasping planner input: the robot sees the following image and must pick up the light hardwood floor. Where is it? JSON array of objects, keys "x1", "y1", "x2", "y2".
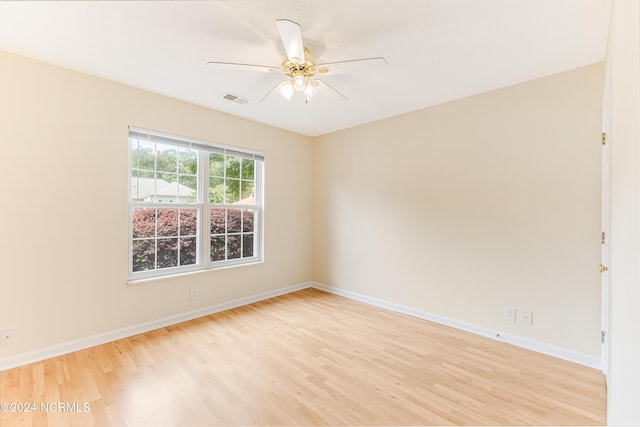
[{"x1": 0, "y1": 288, "x2": 606, "y2": 426}]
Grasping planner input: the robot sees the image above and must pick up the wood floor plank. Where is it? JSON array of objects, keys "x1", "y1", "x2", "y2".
[{"x1": 0, "y1": 288, "x2": 606, "y2": 426}]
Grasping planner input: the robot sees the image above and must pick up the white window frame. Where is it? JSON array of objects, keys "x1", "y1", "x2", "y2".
[{"x1": 128, "y1": 127, "x2": 264, "y2": 283}]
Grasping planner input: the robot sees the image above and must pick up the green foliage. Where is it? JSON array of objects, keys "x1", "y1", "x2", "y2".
[
  {"x1": 242, "y1": 159, "x2": 254, "y2": 180},
  {"x1": 226, "y1": 156, "x2": 240, "y2": 178},
  {"x1": 209, "y1": 177, "x2": 224, "y2": 203},
  {"x1": 208, "y1": 154, "x2": 255, "y2": 204},
  {"x1": 179, "y1": 149, "x2": 197, "y2": 175},
  {"x1": 209, "y1": 154, "x2": 225, "y2": 177}
]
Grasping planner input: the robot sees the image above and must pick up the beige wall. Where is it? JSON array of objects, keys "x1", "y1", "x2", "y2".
[
  {"x1": 0, "y1": 51, "x2": 313, "y2": 359},
  {"x1": 312, "y1": 63, "x2": 605, "y2": 357},
  {"x1": 606, "y1": 0, "x2": 640, "y2": 423}
]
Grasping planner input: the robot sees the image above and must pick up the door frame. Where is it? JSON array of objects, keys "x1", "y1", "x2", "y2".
[{"x1": 601, "y1": 74, "x2": 612, "y2": 377}]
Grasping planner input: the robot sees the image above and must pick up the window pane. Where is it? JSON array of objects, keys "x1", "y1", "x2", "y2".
[
  {"x1": 178, "y1": 175, "x2": 198, "y2": 193},
  {"x1": 211, "y1": 209, "x2": 225, "y2": 234},
  {"x1": 180, "y1": 237, "x2": 197, "y2": 266},
  {"x1": 155, "y1": 144, "x2": 177, "y2": 173},
  {"x1": 209, "y1": 153, "x2": 225, "y2": 177},
  {"x1": 157, "y1": 172, "x2": 177, "y2": 181},
  {"x1": 240, "y1": 180, "x2": 254, "y2": 201},
  {"x1": 133, "y1": 239, "x2": 155, "y2": 272},
  {"x1": 132, "y1": 208, "x2": 156, "y2": 238},
  {"x1": 157, "y1": 238, "x2": 178, "y2": 268},
  {"x1": 242, "y1": 234, "x2": 254, "y2": 258},
  {"x1": 132, "y1": 169, "x2": 155, "y2": 179},
  {"x1": 180, "y1": 209, "x2": 197, "y2": 236},
  {"x1": 131, "y1": 171, "x2": 155, "y2": 201},
  {"x1": 131, "y1": 140, "x2": 155, "y2": 171},
  {"x1": 242, "y1": 210, "x2": 254, "y2": 233},
  {"x1": 177, "y1": 180, "x2": 196, "y2": 203},
  {"x1": 227, "y1": 209, "x2": 242, "y2": 233},
  {"x1": 227, "y1": 235, "x2": 241, "y2": 259},
  {"x1": 225, "y1": 179, "x2": 240, "y2": 204},
  {"x1": 209, "y1": 177, "x2": 224, "y2": 203},
  {"x1": 226, "y1": 156, "x2": 240, "y2": 179},
  {"x1": 157, "y1": 209, "x2": 178, "y2": 237},
  {"x1": 156, "y1": 174, "x2": 180, "y2": 203},
  {"x1": 241, "y1": 158, "x2": 254, "y2": 180},
  {"x1": 211, "y1": 236, "x2": 225, "y2": 261},
  {"x1": 178, "y1": 148, "x2": 197, "y2": 174}
]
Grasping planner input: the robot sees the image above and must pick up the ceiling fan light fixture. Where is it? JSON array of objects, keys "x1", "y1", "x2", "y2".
[
  {"x1": 292, "y1": 74, "x2": 307, "y2": 92},
  {"x1": 304, "y1": 82, "x2": 318, "y2": 101},
  {"x1": 279, "y1": 81, "x2": 295, "y2": 100}
]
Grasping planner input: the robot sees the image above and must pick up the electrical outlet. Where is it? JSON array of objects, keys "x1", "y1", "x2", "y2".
[
  {"x1": 190, "y1": 288, "x2": 199, "y2": 301},
  {"x1": 0, "y1": 329, "x2": 15, "y2": 346},
  {"x1": 504, "y1": 306, "x2": 516, "y2": 322},
  {"x1": 520, "y1": 310, "x2": 533, "y2": 325}
]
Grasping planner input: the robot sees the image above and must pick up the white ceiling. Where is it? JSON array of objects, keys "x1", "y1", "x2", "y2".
[{"x1": 0, "y1": 0, "x2": 611, "y2": 137}]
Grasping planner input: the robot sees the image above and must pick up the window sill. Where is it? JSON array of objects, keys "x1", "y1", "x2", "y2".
[{"x1": 127, "y1": 259, "x2": 264, "y2": 286}]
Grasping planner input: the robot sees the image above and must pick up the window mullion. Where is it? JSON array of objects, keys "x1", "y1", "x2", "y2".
[
  {"x1": 255, "y1": 161, "x2": 263, "y2": 261},
  {"x1": 128, "y1": 205, "x2": 134, "y2": 275},
  {"x1": 154, "y1": 207, "x2": 158, "y2": 270},
  {"x1": 200, "y1": 151, "x2": 210, "y2": 267},
  {"x1": 224, "y1": 209, "x2": 229, "y2": 261},
  {"x1": 177, "y1": 209, "x2": 181, "y2": 266},
  {"x1": 152, "y1": 139, "x2": 158, "y2": 203},
  {"x1": 240, "y1": 208, "x2": 244, "y2": 258}
]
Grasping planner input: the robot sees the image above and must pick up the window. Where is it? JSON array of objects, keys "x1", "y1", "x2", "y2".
[{"x1": 128, "y1": 128, "x2": 263, "y2": 281}]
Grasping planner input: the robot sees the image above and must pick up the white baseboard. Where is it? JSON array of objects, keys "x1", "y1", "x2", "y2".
[
  {"x1": 0, "y1": 282, "x2": 311, "y2": 371},
  {"x1": 311, "y1": 282, "x2": 601, "y2": 370}
]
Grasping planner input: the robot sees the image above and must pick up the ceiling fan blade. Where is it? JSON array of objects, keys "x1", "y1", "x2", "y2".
[
  {"x1": 276, "y1": 19, "x2": 305, "y2": 63},
  {"x1": 258, "y1": 80, "x2": 289, "y2": 103},
  {"x1": 207, "y1": 61, "x2": 280, "y2": 73},
  {"x1": 316, "y1": 57, "x2": 387, "y2": 75},
  {"x1": 315, "y1": 79, "x2": 349, "y2": 101}
]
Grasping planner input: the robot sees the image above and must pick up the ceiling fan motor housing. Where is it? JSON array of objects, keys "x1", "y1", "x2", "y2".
[{"x1": 282, "y1": 47, "x2": 317, "y2": 79}]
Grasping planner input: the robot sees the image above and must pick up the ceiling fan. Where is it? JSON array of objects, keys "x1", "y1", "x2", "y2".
[{"x1": 207, "y1": 19, "x2": 387, "y2": 104}]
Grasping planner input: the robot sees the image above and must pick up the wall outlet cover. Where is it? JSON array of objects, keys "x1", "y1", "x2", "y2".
[
  {"x1": 0, "y1": 329, "x2": 15, "y2": 346},
  {"x1": 504, "y1": 306, "x2": 516, "y2": 322},
  {"x1": 520, "y1": 310, "x2": 533, "y2": 325}
]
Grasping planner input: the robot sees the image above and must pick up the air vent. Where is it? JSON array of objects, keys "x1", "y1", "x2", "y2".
[{"x1": 221, "y1": 93, "x2": 249, "y2": 105}]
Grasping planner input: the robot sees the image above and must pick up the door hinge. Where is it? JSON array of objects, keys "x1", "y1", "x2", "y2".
[
  {"x1": 601, "y1": 231, "x2": 606, "y2": 244},
  {"x1": 600, "y1": 264, "x2": 609, "y2": 273},
  {"x1": 602, "y1": 132, "x2": 607, "y2": 145},
  {"x1": 601, "y1": 330, "x2": 606, "y2": 344}
]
